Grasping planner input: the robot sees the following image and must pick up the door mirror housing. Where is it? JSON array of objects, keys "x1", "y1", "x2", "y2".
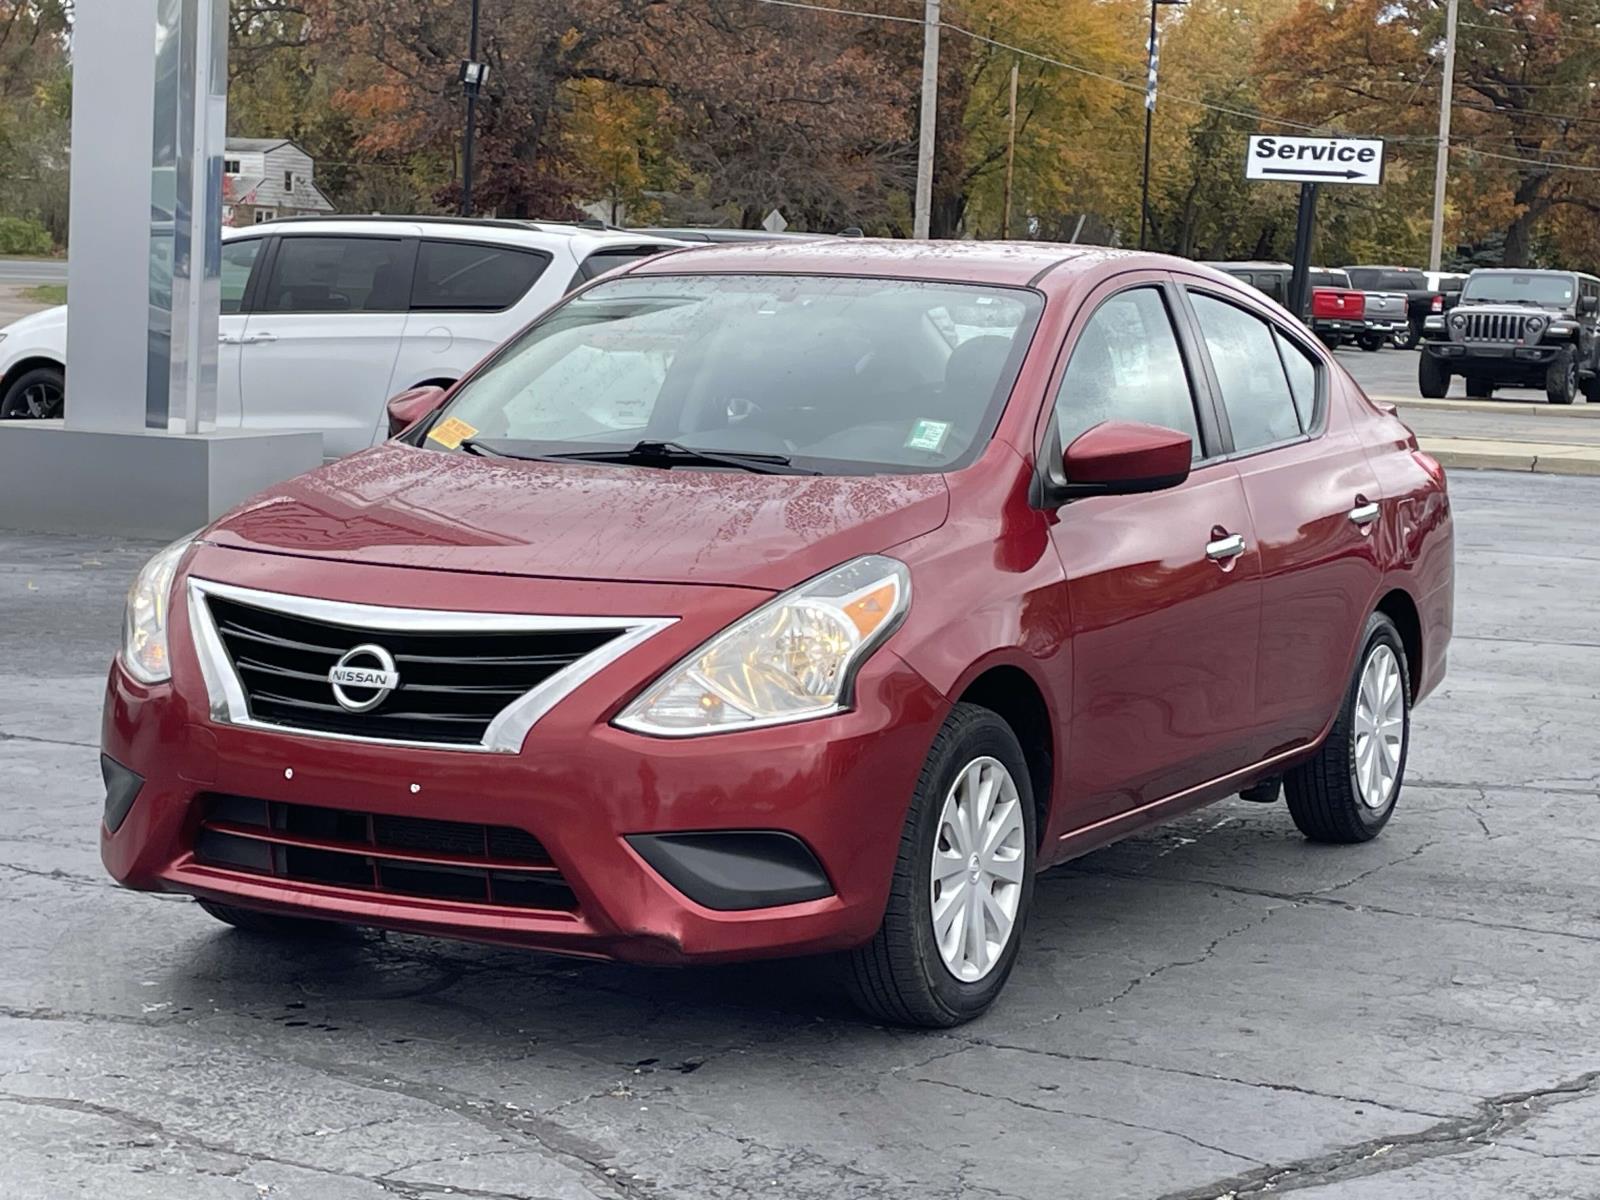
[
  {"x1": 1579, "y1": 295, "x2": 1598, "y2": 317},
  {"x1": 386, "y1": 386, "x2": 448, "y2": 438},
  {"x1": 1057, "y1": 421, "x2": 1193, "y2": 500}
]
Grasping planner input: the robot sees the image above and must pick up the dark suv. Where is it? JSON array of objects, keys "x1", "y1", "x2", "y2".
[{"x1": 1419, "y1": 269, "x2": 1600, "y2": 404}]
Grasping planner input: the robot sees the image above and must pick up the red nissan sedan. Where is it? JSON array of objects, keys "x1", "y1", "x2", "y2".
[{"x1": 101, "y1": 242, "x2": 1452, "y2": 1027}]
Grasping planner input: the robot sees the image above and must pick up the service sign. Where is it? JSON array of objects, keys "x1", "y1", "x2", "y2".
[{"x1": 1246, "y1": 136, "x2": 1385, "y2": 186}]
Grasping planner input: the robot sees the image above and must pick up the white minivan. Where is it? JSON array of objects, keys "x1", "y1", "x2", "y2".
[{"x1": 0, "y1": 217, "x2": 683, "y2": 457}]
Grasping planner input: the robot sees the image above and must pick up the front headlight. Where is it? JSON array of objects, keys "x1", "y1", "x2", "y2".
[
  {"x1": 615, "y1": 555, "x2": 911, "y2": 736},
  {"x1": 121, "y1": 534, "x2": 196, "y2": 684}
]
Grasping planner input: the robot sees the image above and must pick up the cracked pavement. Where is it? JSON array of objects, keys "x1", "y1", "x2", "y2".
[{"x1": 2, "y1": 470, "x2": 1598, "y2": 1199}]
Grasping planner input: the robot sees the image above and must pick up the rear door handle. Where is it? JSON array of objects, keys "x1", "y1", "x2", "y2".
[
  {"x1": 1205, "y1": 532, "x2": 1246, "y2": 561},
  {"x1": 218, "y1": 334, "x2": 241, "y2": 345},
  {"x1": 243, "y1": 332, "x2": 278, "y2": 344},
  {"x1": 1349, "y1": 501, "x2": 1380, "y2": 526}
]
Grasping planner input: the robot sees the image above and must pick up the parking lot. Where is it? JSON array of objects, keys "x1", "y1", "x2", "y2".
[{"x1": 3, "y1": 468, "x2": 1597, "y2": 1199}]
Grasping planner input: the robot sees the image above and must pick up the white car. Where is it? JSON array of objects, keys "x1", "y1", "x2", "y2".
[{"x1": 0, "y1": 217, "x2": 683, "y2": 457}]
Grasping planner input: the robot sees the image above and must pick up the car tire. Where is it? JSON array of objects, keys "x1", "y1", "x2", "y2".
[
  {"x1": 196, "y1": 898, "x2": 357, "y2": 938},
  {"x1": 1418, "y1": 353, "x2": 1450, "y2": 399},
  {"x1": 1400, "y1": 320, "x2": 1423, "y2": 350},
  {"x1": 1547, "y1": 353, "x2": 1578, "y2": 405},
  {"x1": 1284, "y1": 612, "x2": 1410, "y2": 845},
  {"x1": 0, "y1": 365, "x2": 65, "y2": 420},
  {"x1": 1464, "y1": 375, "x2": 1493, "y2": 399},
  {"x1": 844, "y1": 702, "x2": 1036, "y2": 1028},
  {"x1": 1582, "y1": 372, "x2": 1600, "y2": 404},
  {"x1": 1357, "y1": 333, "x2": 1384, "y2": 352}
]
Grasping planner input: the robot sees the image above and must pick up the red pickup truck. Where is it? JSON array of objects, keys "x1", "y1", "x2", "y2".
[{"x1": 1205, "y1": 261, "x2": 1365, "y2": 347}]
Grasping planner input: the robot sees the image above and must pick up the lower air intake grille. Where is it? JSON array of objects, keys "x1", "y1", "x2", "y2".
[{"x1": 193, "y1": 794, "x2": 577, "y2": 912}]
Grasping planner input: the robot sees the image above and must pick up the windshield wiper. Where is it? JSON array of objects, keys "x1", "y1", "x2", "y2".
[
  {"x1": 540, "y1": 440, "x2": 820, "y2": 475},
  {"x1": 460, "y1": 438, "x2": 820, "y2": 475}
]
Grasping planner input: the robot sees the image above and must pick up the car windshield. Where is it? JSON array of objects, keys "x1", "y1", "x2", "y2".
[
  {"x1": 1461, "y1": 273, "x2": 1576, "y2": 307},
  {"x1": 420, "y1": 274, "x2": 1043, "y2": 474},
  {"x1": 1347, "y1": 268, "x2": 1426, "y2": 291}
]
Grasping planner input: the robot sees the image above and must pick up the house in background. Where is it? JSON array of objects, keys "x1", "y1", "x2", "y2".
[{"x1": 222, "y1": 138, "x2": 335, "y2": 226}]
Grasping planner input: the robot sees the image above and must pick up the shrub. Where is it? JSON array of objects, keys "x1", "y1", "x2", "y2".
[{"x1": 0, "y1": 215, "x2": 55, "y2": 256}]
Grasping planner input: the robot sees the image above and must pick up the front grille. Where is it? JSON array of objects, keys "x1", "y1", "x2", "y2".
[
  {"x1": 193, "y1": 794, "x2": 577, "y2": 911},
  {"x1": 1460, "y1": 311, "x2": 1532, "y2": 343},
  {"x1": 204, "y1": 594, "x2": 621, "y2": 746}
]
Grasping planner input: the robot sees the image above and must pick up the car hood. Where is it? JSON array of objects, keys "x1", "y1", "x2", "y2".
[
  {"x1": 2, "y1": 304, "x2": 66, "y2": 336},
  {"x1": 202, "y1": 443, "x2": 951, "y2": 591}
]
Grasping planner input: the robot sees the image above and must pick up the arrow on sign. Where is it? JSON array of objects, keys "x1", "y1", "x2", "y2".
[{"x1": 1260, "y1": 167, "x2": 1366, "y2": 179}]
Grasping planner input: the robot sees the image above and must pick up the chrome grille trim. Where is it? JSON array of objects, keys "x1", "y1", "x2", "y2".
[{"x1": 187, "y1": 578, "x2": 676, "y2": 753}]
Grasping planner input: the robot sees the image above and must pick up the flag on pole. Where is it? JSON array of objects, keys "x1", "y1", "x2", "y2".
[{"x1": 1146, "y1": 32, "x2": 1159, "y2": 112}]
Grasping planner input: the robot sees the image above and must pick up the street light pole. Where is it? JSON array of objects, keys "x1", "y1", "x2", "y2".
[
  {"x1": 913, "y1": 0, "x2": 941, "y2": 239},
  {"x1": 1428, "y1": 0, "x2": 1459, "y2": 272},
  {"x1": 1138, "y1": 0, "x2": 1182, "y2": 251},
  {"x1": 460, "y1": 0, "x2": 484, "y2": 218}
]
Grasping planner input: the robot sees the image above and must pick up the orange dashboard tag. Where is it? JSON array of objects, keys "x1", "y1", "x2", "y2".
[{"x1": 427, "y1": 417, "x2": 478, "y2": 450}]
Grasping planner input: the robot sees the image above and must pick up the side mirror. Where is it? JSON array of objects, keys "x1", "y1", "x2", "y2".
[
  {"x1": 385, "y1": 386, "x2": 447, "y2": 438},
  {"x1": 1580, "y1": 295, "x2": 1598, "y2": 317},
  {"x1": 1059, "y1": 421, "x2": 1192, "y2": 499}
]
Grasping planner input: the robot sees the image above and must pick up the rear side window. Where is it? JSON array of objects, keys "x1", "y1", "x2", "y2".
[
  {"x1": 1054, "y1": 287, "x2": 1201, "y2": 458},
  {"x1": 573, "y1": 245, "x2": 672, "y2": 287},
  {"x1": 1189, "y1": 293, "x2": 1304, "y2": 451},
  {"x1": 1274, "y1": 329, "x2": 1318, "y2": 430},
  {"x1": 411, "y1": 240, "x2": 550, "y2": 312},
  {"x1": 260, "y1": 236, "x2": 411, "y2": 313}
]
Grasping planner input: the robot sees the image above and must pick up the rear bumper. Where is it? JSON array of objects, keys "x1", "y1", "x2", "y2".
[{"x1": 100, "y1": 605, "x2": 951, "y2": 965}]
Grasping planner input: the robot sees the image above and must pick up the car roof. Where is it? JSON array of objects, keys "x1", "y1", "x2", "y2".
[
  {"x1": 624, "y1": 239, "x2": 1157, "y2": 286},
  {"x1": 632, "y1": 227, "x2": 833, "y2": 243},
  {"x1": 228, "y1": 215, "x2": 682, "y2": 250}
]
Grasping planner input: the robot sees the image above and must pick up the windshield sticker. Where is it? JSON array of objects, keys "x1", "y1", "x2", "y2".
[
  {"x1": 905, "y1": 419, "x2": 951, "y2": 453},
  {"x1": 427, "y1": 416, "x2": 479, "y2": 450}
]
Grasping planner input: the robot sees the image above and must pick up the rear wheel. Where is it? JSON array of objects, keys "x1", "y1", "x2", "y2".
[
  {"x1": 0, "y1": 365, "x2": 64, "y2": 419},
  {"x1": 1547, "y1": 352, "x2": 1578, "y2": 405},
  {"x1": 1464, "y1": 374, "x2": 1493, "y2": 399},
  {"x1": 197, "y1": 898, "x2": 356, "y2": 938},
  {"x1": 1418, "y1": 353, "x2": 1450, "y2": 399},
  {"x1": 1357, "y1": 333, "x2": 1385, "y2": 352},
  {"x1": 845, "y1": 703, "x2": 1036, "y2": 1027},
  {"x1": 1399, "y1": 318, "x2": 1423, "y2": 350},
  {"x1": 1284, "y1": 612, "x2": 1410, "y2": 844}
]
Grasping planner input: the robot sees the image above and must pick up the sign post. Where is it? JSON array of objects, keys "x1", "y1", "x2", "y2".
[{"x1": 1244, "y1": 135, "x2": 1385, "y2": 319}]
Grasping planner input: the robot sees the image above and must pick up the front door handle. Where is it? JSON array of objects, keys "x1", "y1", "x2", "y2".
[
  {"x1": 243, "y1": 332, "x2": 278, "y2": 345},
  {"x1": 1205, "y1": 532, "x2": 1246, "y2": 561},
  {"x1": 1349, "y1": 500, "x2": 1381, "y2": 526}
]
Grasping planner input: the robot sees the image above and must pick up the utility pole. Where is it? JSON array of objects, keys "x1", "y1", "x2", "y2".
[
  {"x1": 914, "y1": 0, "x2": 941, "y2": 239},
  {"x1": 1139, "y1": 0, "x2": 1184, "y2": 251},
  {"x1": 1428, "y1": 0, "x2": 1459, "y2": 272},
  {"x1": 1002, "y1": 62, "x2": 1018, "y2": 239},
  {"x1": 459, "y1": 0, "x2": 487, "y2": 218}
]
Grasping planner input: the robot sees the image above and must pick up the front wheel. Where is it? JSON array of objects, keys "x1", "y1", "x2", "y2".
[
  {"x1": 1547, "y1": 353, "x2": 1578, "y2": 405},
  {"x1": 844, "y1": 703, "x2": 1036, "y2": 1027},
  {"x1": 1418, "y1": 352, "x2": 1450, "y2": 399},
  {"x1": 1285, "y1": 612, "x2": 1411, "y2": 844},
  {"x1": 0, "y1": 365, "x2": 64, "y2": 419}
]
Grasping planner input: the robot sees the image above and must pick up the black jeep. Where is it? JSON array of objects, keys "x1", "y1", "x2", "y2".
[{"x1": 1418, "y1": 269, "x2": 1600, "y2": 405}]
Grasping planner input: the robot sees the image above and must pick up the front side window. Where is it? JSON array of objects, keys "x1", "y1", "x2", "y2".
[
  {"x1": 1053, "y1": 287, "x2": 1201, "y2": 458},
  {"x1": 1190, "y1": 293, "x2": 1304, "y2": 451},
  {"x1": 220, "y1": 238, "x2": 262, "y2": 314},
  {"x1": 422, "y1": 274, "x2": 1043, "y2": 474},
  {"x1": 411, "y1": 241, "x2": 549, "y2": 311},
  {"x1": 260, "y1": 236, "x2": 411, "y2": 313}
]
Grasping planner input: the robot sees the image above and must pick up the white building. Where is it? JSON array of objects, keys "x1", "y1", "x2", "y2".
[{"x1": 222, "y1": 138, "x2": 335, "y2": 226}]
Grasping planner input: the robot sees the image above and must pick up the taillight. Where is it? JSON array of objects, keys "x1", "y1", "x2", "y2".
[
  {"x1": 1412, "y1": 449, "x2": 1446, "y2": 485},
  {"x1": 1431, "y1": 295, "x2": 1444, "y2": 313}
]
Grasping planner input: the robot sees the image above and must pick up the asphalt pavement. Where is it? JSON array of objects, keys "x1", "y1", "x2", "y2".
[
  {"x1": 2, "y1": 470, "x2": 1598, "y2": 1199},
  {"x1": 0, "y1": 257, "x2": 68, "y2": 286}
]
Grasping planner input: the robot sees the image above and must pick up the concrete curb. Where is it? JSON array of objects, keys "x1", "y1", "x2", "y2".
[
  {"x1": 1373, "y1": 394, "x2": 1600, "y2": 419},
  {"x1": 1420, "y1": 437, "x2": 1600, "y2": 476}
]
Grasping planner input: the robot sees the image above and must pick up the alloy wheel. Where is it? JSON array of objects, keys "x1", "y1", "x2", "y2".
[
  {"x1": 929, "y1": 756, "x2": 1026, "y2": 982},
  {"x1": 1352, "y1": 643, "x2": 1405, "y2": 809},
  {"x1": 3, "y1": 379, "x2": 64, "y2": 420}
]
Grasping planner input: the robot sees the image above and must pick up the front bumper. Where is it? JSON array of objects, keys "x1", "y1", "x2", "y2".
[
  {"x1": 100, "y1": 552, "x2": 951, "y2": 964},
  {"x1": 1422, "y1": 341, "x2": 1565, "y2": 365}
]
